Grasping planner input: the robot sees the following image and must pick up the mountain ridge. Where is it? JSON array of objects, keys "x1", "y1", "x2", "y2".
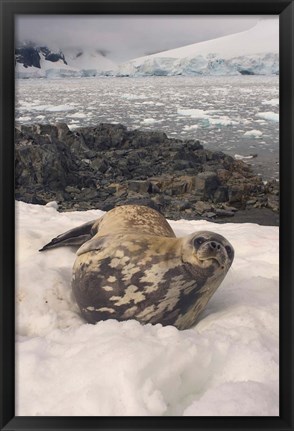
[{"x1": 15, "y1": 20, "x2": 278, "y2": 78}]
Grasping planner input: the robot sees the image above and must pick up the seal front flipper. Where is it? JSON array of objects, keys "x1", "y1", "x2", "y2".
[
  {"x1": 76, "y1": 235, "x2": 110, "y2": 256},
  {"x1": 39, "y1": 219, "x2": 97, "y2": 251}
]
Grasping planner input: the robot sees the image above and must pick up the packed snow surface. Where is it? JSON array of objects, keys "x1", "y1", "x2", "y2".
[{"x1": 15, "y1": 201, "x2": 279, "y2": 416}]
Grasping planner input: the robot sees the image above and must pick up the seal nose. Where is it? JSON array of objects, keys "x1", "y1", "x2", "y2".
[{"x1": 210, "y1": 241, "x2": 221, "y2": 251}]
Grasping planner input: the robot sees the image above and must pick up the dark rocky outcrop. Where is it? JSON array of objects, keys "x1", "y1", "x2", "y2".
[
  {"x1": 15, "y1": 123, "x2": 279, "y2": 223},
  {"x1": 15, "y1": 44, "x2": 67, "y2": 69}
]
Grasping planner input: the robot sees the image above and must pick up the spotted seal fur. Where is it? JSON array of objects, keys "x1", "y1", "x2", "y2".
[{"x1": 40, "y1": 205, "x2": 234, "y2": 330}]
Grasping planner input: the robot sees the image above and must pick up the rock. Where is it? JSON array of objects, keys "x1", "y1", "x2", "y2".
[
  {"x1": 228, "y1": 185, "x2": 245, "y2": 204},
  {"x1": 221, "y1": 204, "x2": 238, "y2": 212},
  {"x1": 174, "y1": 200, "x2": 191, "y2": 211},
  {"x1": 213, "y1": 186, "x2": 229, "y2": 203},
  {"x1": 215, "y1": 209, "x2": 235, "y2": 217},
  {"x1": 65, "y1": 186, "x2": 80, "y2": 194},
  {"x1": 194, "y1": 172, "x2": 220, "y2": 199},
  {"x1": 14, "y1": 122, "x2": 279, "y2": 219},
  {"x1": 194, "y1": 201, "x2": 212, "y2": 214},
  {"x1": 128, "y1": 180, "x2": 151, "y2": 194},
  {"x1": 267, "y1": 194, "x2": 279, "y2": 212},
  {"x1": 78, "y1": 188, "x2": 99, "y2": 200},
  {"x1": 204, "y1": 212, "x2": 216, "y2": 219},
  {"x1": 91, "y1": 157, "x2": 109, "y2": 173}
]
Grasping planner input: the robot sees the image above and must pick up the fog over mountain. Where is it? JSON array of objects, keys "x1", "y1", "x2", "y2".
[
  {"x1": 15, "y1": 18, "x2": 279, "y2": 78},
  {"x1": 16, "y1": 15, "x2": 276, "y2": 62}
]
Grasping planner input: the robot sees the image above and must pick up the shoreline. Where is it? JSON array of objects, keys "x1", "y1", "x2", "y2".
[{"x1": 15, "y1": 122, "x2": 279, "y2": 226}]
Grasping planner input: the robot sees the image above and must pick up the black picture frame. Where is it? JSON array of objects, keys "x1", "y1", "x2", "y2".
[{"x1": 1, "y1": 1, "x2": 293, "y2": 430}]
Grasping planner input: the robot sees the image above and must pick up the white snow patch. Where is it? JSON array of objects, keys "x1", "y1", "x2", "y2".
[{"x1": 15, "y1": 201, "x2": 279, "y2": 416}]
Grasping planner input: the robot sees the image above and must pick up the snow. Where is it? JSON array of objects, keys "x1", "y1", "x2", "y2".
[
  {"x1": 16, "y1": 19, "x2": 278, "y2": 79},
  {"x1": 256, "y1": 112, "x2": 279, "y2": 122},
  {"x1": 116, "y1": 19, "x2": 278, "y2": 77},
  {"x1": 15, "y1": 201, "x2": 279, "y2": 416},
  {"x1": 15, "y1": 47, "x2": 117, "y2": 79},
  {"x1": 134, "y1": 20, "x2": 278, "y2": 61}
]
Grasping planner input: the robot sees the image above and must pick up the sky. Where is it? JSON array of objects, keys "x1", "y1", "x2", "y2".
[{"x1": 15, "y1": 15, "x2": 278, "y2": 62}]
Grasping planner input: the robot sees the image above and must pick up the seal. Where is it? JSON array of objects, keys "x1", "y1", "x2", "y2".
[{"x1": 40, "y1": 205, "x2": 234, "y2": 330}]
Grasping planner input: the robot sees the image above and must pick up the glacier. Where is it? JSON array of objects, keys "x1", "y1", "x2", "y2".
[
  {"x1": 15, "y1": 19, "x2": 278, "y2": 79},
  {"x1": 114, "y1": 20, "x2": 279, "y2": 77}
]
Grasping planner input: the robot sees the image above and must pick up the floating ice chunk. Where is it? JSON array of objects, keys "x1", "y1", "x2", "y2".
[
  {"x1": 17, "y1": 116, "x2": 32, "y2": 122},
  {"x1": 177, "y1": 108, "x2": 216, "y2": 119},
  {"x1": 178, "y1": 109, "x2": 237, "y2": 126},
  {"x1": 243, "y1": 130, "x2": 263, "y2": 138},
  {"x1": 209, "y1": 117, "x2": 239, "y2": 126},
  {"x1": 69, "y1": 112, "x2": 87, "y2": 119},
  {"x1": 141, "y1": 118, "x2": 161, "y2": 125},
  {"x1": 183, "y1": 125, "x2": 199, "y2": 131},
  {"x1": 234, "y1": 154, "x2": 256, "y2": 160},
  {"x1": 121, "y1": 94, "x2": 147, "y2": 100},
  {"x1": 31, "y1": 104, "x2": 76, "y2": 112},
  {"x1": 256, "y1": 112, "x2": 279, "y2": 122},
  {"x1": 261, "y1": 98, "x2": 279, "y2": 107}
]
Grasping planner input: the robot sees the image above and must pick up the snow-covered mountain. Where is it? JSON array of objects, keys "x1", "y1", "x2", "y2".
[
  {"x1": 15, "y1": 20, "x2": 278, "y2": 79},
  {"x1": 15, "y1": 43, "x2": 116, "y2": 79},
  {"x1": 116, "y1": 20, "x2": 279, "y2": 77}
]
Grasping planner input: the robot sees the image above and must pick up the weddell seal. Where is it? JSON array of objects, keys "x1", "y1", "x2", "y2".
[{"x1": 40, "y1": 205, "x2": 234, "y2": 330}]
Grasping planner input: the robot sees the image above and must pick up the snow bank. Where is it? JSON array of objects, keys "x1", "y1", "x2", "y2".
[{"x1": 15, "y1": 201, "x2": 279, "y2": 416}]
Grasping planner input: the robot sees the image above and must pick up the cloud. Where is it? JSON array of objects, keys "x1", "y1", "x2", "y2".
[{"x1": 15, "y1": 15, "x2": 278, "y2": 63}]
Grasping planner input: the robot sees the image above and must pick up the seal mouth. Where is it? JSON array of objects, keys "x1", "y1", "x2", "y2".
[{"x1": 198, "y1": 256, "x2": 225, "y2": 270}]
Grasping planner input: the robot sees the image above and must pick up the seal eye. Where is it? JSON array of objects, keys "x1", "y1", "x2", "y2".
[
  {"x1": 225, "y1": 245, "x2": 232, "y2": 256},
  {"x1": 194, "y1": 237, "x2": 205, "y2": 247}
]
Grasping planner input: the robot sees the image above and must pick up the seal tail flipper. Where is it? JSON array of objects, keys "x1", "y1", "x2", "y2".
[{"x1": 39, "y1": 219, "x2": 97, "y2": 252}]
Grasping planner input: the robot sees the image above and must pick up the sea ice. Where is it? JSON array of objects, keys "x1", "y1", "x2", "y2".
[
  {"x1": 243, "y1": 130, "x2": 263, "y2": 138},
  {"x1": 256, "y1": 112, "x2": 279, "y2": 122}
]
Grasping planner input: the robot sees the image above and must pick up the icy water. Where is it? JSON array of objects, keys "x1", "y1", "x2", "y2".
[{"x1": 15, "y1": 75, "x2": 279, "y2": 181}]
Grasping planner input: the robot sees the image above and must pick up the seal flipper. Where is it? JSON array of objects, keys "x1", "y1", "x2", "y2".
[
  {"x1": 39, "y1": 219, "x2": 97, "y2": 251},
  {"x1": 76, "y1": 235, "x2": 109, "y2": 256}
]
